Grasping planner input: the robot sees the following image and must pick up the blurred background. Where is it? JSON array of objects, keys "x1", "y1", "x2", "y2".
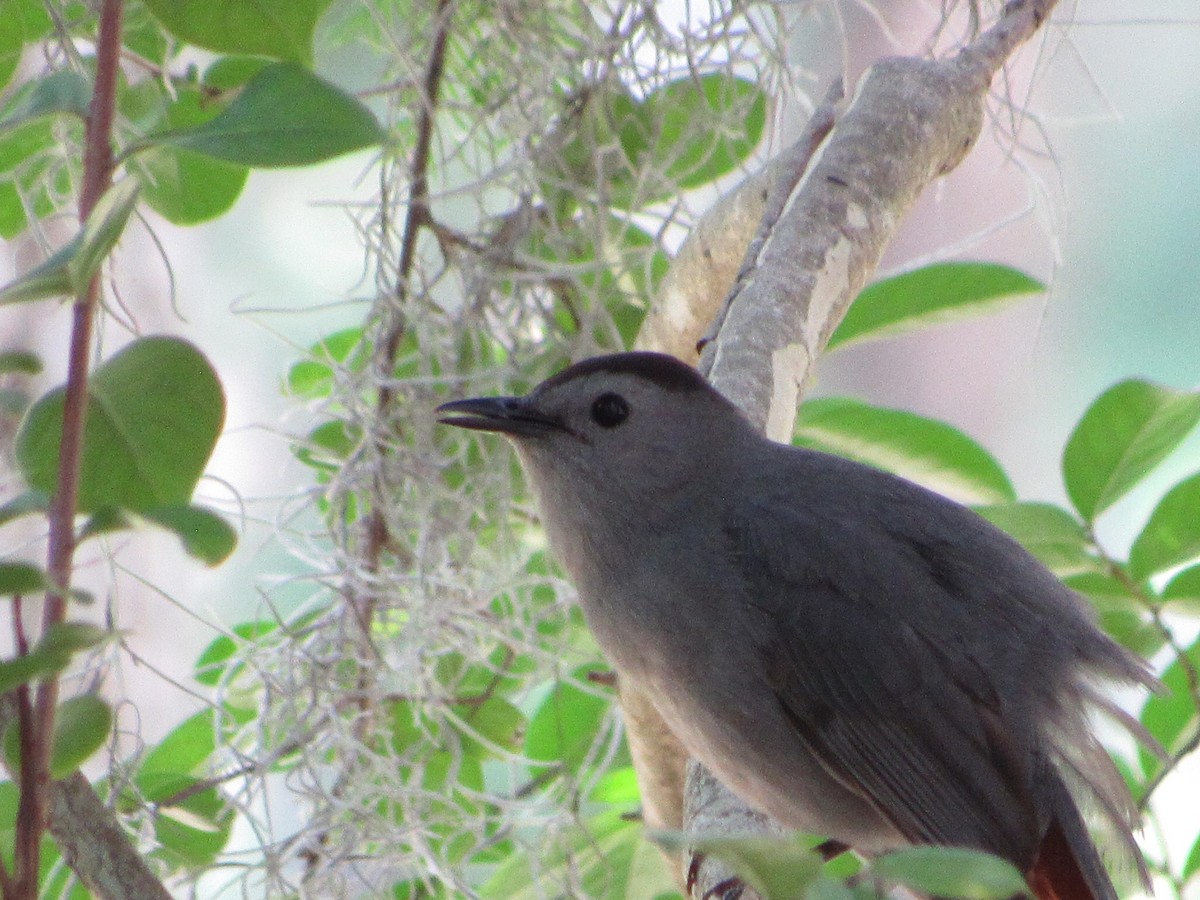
[{"x1": 1, "y1": 0, "x2": 1197, "y2": 894}]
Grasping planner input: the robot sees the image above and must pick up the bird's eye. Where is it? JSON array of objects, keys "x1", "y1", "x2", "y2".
[{"x1": 590, "y1": 392, "x2": 629, "y2": 428}]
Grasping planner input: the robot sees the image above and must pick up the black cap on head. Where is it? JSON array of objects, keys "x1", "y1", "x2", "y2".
[{"x1": 536, "y1": 352, "x2": 709, "y2": 395}]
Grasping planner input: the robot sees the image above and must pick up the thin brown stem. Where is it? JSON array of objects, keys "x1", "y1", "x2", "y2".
[
  {"x1": 305, "y1": 1, "x2": 457, "y2": 880},
  {"x1": 11, "y1": 1, "x2": 124, "y2": 896},
  {"x1": 357, "y1": 0, "x2": 455, "y2": 643}
]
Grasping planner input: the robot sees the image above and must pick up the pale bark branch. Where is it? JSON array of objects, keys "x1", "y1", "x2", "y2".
[{"x1": 48, "y1": 775, "x2": 173, "y2": 900}]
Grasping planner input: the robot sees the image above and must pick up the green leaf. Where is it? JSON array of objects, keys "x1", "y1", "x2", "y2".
[
  {"x1": 1184, "y1": 832, "x2": 1200, "y2": 880},
  {"x1": 69, "y1": 178, "x2": 141, "y2": 290},
  {"x1": 483, "y1": 812, "x2": 676, "y2": 900},
  {"x1": 0, "y1": 120, "x2": 59, "y2": 239},
  {"x1": 0, "y1": 649, "x2": 65, "y2": 695},
  {"x1": 1162, "y1": 564, "x2": 1200, "y2": 616},
  {"x1": 0, "y1": 178, "x2": 140, "y2": 305},
  {"x1": 524, "y1": 669, "x2": 613, "y2": 773},
  {"x1": 293, "y1": 420, "x2": 362, "y2": 473},
  {"x1": 1129, "y1": 472, "x2": 1200, "y2": 580},
  {"x1": 49, "y1": 694, "x2": 113, "y2": 778},
  {"x1": 648, "y1": 74, "x2": 766, "y2": 191},
  {"x1": 973, "y1": 502, "x2": 1102, "y2": 577},
  {"x1": 139, "y1": 710, "x2": 216, "y2": 777},
  {"x1": 795, "y1": 397, "x2": 1014, "y2": 504},
  {"x1": 138, "y1": 773, "x2": 234, "y2": 869},
  {"x1": 0, "y1": 622, "x2": 107, "y2": 694},
  {"x1": 0, "y1": 350, "x2": 41, "y2": 374},
  {"x1": 0, "y1": 70, "x2": 91, "y2": 133},
  {"x1": 286, "y1": 327, "x2": 366, "y2": 398},
  {"x1": 588, "y1": 765, "x2": 642, "y2": 806},
  {"x1": 0, "y1": 561, "x2": 47, "y2": 595},
  {"x1": 121, "y1": 4, "x2": 171, "y2": 67},
  {"x1": 40, "y1": 622, "x2": 109, "y2": 656},
  {"x1": 556, "y1": 75, "x2": 764, "y2": 210},
  {"x1": 0, "y1": 13, "x2": 22, "y2": 92},
  {"x1": 153, "y1": 63, "x2": 384, "y2": 168},
  {"x1": 828, "y1": 263, "x2": 1043, "y2": 350},
  {"x1": 450, "y1": 697, "x2": 526, "y2": 759},
  {"x1": 1139, "y1": 637, "x2": 1200, "y2": 775},
  {"x1": 650, "y1": 830, "x2": 823, "y2": 900},
  {"x1": 1063, "y1": 380, "x2": 1200, "y2": 522},
  {"x1": 139, "y1": 505, "x2": 237, "y2": 566},
  {"x1": 142, "y1": 0, "x2": 334, "y2": 64},
  {"x1": 16, "y1": 336, "x2": 225, "y2": 513},
  {"x1": 0, "y1": 491, "x2": 48, "y2": 527},
  {"x1": 871, "y1": 847, "x2": 1027, "y2": 900},
  {"x1": 195, "y1": 620, "x2": 279, "y2": 687},
  {"x1": 0, "y1": 118, "x2": 54, "y2": 175},
  {"x1": 136, "y1": 90, "x2": 249, "y2": 225},
  {"x1": 0, "y1": 239, "x2": 73, "y2": 304},
  {"x1": 203, "y1": 56, "x2": 272, "y2": 91},
  {"x1": 1064, "y1": 572, "x2": 1164, "y2": 658}
]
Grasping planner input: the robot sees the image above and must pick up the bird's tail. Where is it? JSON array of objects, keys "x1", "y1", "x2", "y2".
[{"x1": 1026, "y1": 770, "x2": 1121, "y2": 900}]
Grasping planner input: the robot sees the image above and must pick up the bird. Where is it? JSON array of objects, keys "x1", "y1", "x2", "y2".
[{"x1": 436, "y1": 351, "x2": 1158, "y2": 900}]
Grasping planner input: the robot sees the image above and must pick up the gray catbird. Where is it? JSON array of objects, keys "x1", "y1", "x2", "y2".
[{"x1": 437, "y1": 351, "x2": 1157, "y2": 900}]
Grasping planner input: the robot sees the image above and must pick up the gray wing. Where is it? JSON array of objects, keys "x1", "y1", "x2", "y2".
[{"x1": 728, "y1": 498, "x2": 1047, "y2": 867}]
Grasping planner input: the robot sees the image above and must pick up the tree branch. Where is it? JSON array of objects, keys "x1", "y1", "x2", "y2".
[
  {"x1": 12, "y1": 1, "x2": 124, "y2": 896},
  {"x1": 630, "y1": 0, "x2": 1061, "y2": 895},
  {"x1": 48, "y1": 775, "x2": 173, "y2": 900}
]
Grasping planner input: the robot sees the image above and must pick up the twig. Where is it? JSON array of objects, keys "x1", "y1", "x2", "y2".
[
  {"x1": 305, "y1": 0, "x2": 457, "y2": 880},
  {"x1": 12, "y1": 2, "x2": 124, "y2": 896},
  {"x1": 359, "y1": 0, "x2": 455, "y2": 635}
]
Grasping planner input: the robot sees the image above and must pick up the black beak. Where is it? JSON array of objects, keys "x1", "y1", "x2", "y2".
[{"x1": 436, "y1": 396, "x2": 561, "y2": 437}]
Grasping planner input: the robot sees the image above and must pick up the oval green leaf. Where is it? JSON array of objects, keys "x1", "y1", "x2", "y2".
[
  {"x1": 484, "y1": 811, "x2": 670, "y2": 900},
  {"x1": 136, "y1": 90, "x2": 249, "y2": 225},
  {"x1": 142, "y1": 0, "x2": 334, "y2": 64},
  {"x1": 1184, "y1": 832, "x2": 1200, "y2": 881},
  {"x1": 49, "y1": 694, "x2": 113, "y2": 778},
  {"x1": 68, "y1": 178, "x2": 141, "y2": 293},
  {"x1": 0, "y1": 491, "x2": 48, "y2": 527},
  {"x1": 1129, "y1": 472, "x2": 1200, "y2": 580},
  {"x1": 194, "y1": 620, "x2": 279, "y2": 687},
  {"x1": 0, "y1": 13, "x2": 21, "y2": 92},
  {"x1": 138, "y1": 710, "x2": 217, "y2": 778},
  {"x1": 795, "y1": 397, "x2": 1015, "y2": 504},
  {"x1": 650, "y1": 73, "x2": 766, "y2": 191},
  {"x1": 16, "y1": 336, "x2": 226, "y2": 512},
  {"x1": 871, "y1": 847, "x2": 1027, "y2": 900},
  {"x1": 0, "y1": 560, "x2": 47, "y2": 595},
  {"x1": 1139, "y1": 637, "x2": 1200, "y2": 775},
  {"x1": 0, "y1": 178, "x2": 139, "y2": 305},
  {"x1": 0, "y1": 70, "x2": 91, "y2": 133},
  {"x1": 139, "y1": 504, "x2": 237, "y2": 566},
  {"x1": 0, "y1": 350, "x2": 41, "y2": 374},
  {"x1": 524, "y1": 669, "x2": 613, "y2": 773},
  {"x1": 286, "y1": 326, "x2": 366, "y2": 398},
  {"x1": 557, "y1": 74, "x2": 765, "y2": 210},
  {"x1": 1063, "y1": 380, "x2": 1200, "y2": 523},
  {"x1": 828, "y1": 263, "x2": 1043, "y2": 351},
  {"x1": 1162, "y1": 564, "x2": 1200, "y2": 616},
  {"x1": 153, "y1": 63, "x2": 384, "y2": 168},
  {"x1": 450, "y1": 697, "x2": 526, "y2": 759},
  {"x1": 1063, "y1": 572, "x2": 1164, "y2": 658},
  {"x1": 0, "y1": 648, "x2": 66, "y2": 694},
  {"x1": 139, "y1": 773, "x2": 234, "y2": 868},
  {"x1": 973, "y1": 502, "x2": 1102, "y2": 577}
]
